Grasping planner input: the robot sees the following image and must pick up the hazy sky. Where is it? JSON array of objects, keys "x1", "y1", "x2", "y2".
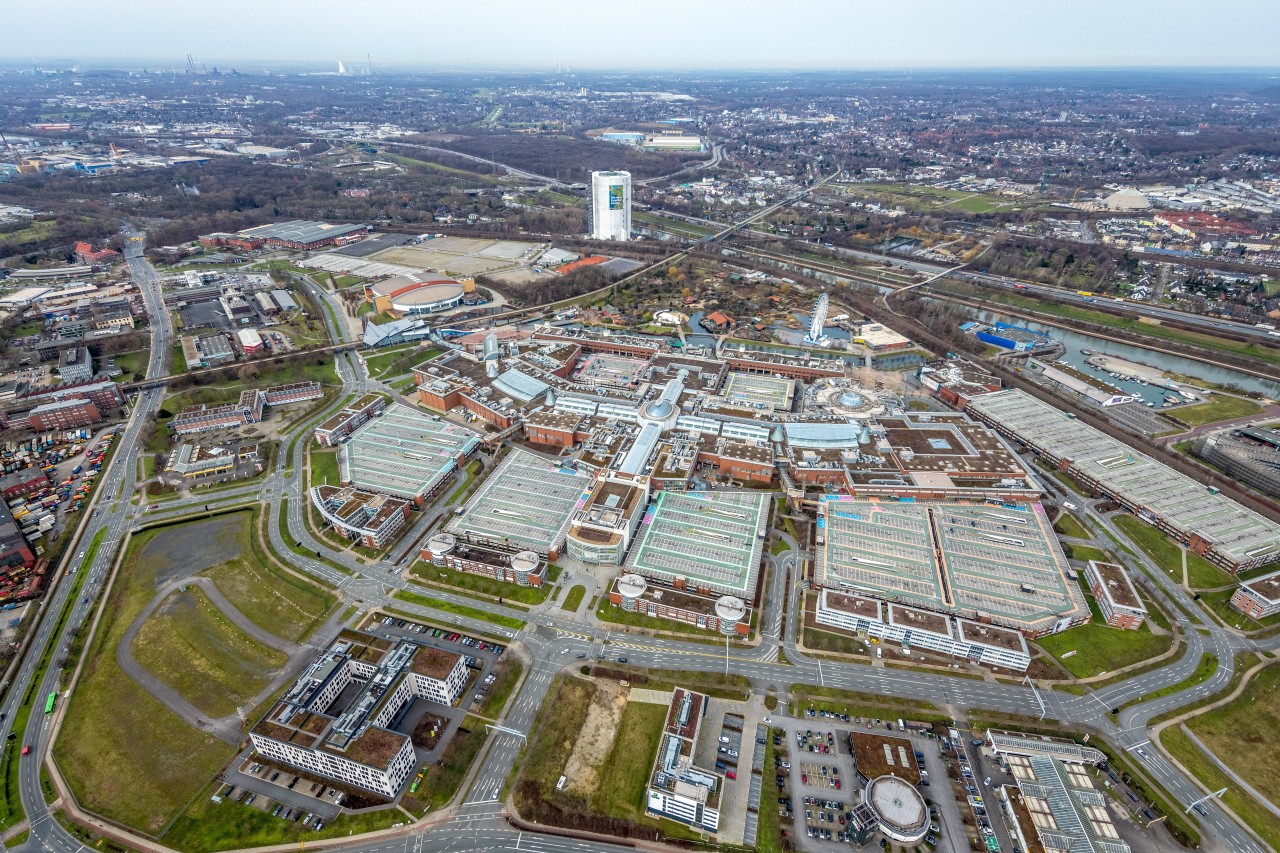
[{"x1": 4, "y1": 0, "x2": 1279, "y2": 70}]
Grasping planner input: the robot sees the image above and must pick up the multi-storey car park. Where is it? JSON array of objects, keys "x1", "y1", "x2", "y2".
[
  {"x1": 967, "y1": 389, "x2": 1280, "y2": 573},
  {"x1": 338, "y1": 404, "x2": 480, "y2": 506},
  {"x1": 815, "y1": 496, "x2": 1086, "y2": 631},
  {"x1": 446, "y1": 447, "x2": 588, "y2": 557},
  {"x1": 622, "y1": 490, "x2": 769, "y2": 601}
]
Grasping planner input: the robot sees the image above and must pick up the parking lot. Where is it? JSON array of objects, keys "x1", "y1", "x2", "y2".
[{"x1": 769, "y1": 710, "x2": 962, "y2": 852}]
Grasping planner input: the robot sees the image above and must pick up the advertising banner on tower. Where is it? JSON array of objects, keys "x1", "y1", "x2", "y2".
[{"x1": 608, "y1": 184, "x2": 625, "y2": 210}]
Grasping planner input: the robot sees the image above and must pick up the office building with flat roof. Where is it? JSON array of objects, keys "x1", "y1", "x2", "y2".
[
  {"x1": 311, "y1": 485, "x2": 412, "y2": 548},
  {"x1": 1230, "y1": 569, "x2": 1280, "y2": 620},
  {"x1": 249, "y1": 630, "x2": 468, "y2": 799},
  {"x1": 1084, "y1": 560, "x2": 1147, "y2": 629},
  {"x1": 968, "y1": 389, "x2": 1280, "y2": 572}
]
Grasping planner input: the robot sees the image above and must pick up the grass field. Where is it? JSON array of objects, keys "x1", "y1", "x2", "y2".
[
  {"x1": 802, "y1": 626, "x2": 869, "y2": 657},
  {"x1": 840, "y1": 182, "x2": 1019, "y2": 214},
  {"x1": 309, "y1": 447, "x2": 341, "y2": 488},
  {"x1": 1053, "y1": 512, "x2": 1089, "y2": 539},
  {"x1": 561, "y1": 585, "x2": 586, "y2": 612},
  {"x1": 1036, "y1": 578, "x2": 1172, "y2": 679},
  {"x1": 404, "y1": 715, "x2": 488, "y2": 812},
  {"x1": 590, "y1": 700, "x2": 667, "y2": 821},
  {"x1": 395, "y1": 588, "x2": 525, "y2": 630},
  {"x1": 54, "y1": 519, "x2": 243, "y2": 834},
  {"x1": 130, "y1": 587, "x2": 286, "y2": 718},
  {"x1": 516, "y1": 676, "x2": 593, "y2": 804},
  {"x1": 1114, "y1": 515, "x2": 1233, "y2": 589},
  {"x1": 201, "y1": 518, "x2": 336, "y2": 643},
  {"x1": 1160, "y1": 722, "x2": 1280, "y2": 852},
  {"x1": 410, "y1": 560, "x2": 550, "y2": 606},
  {"x1": 1170, "y1": 395, "x2": 1263, "y2": 426},
  {"x1": 1186, "y1": 662, "x2": 1280, "y2": 803},
  {"x1": 477, "y1": 659, "x2": 523, "y2": 719},
  {"x1": 363, "y1": 345, "x2": 439, "y2": 379},
  {"x1": 1062, "y1": 543, "x2": 1111, "y2": 563}
]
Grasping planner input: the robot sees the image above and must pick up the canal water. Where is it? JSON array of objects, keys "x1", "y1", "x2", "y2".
[{"x1": 966, "y1": 308, "x2": 1280, "y2": 401}]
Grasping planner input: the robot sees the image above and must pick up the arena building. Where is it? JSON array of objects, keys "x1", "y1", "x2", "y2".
[
  {"x1": 814, "y1": 496, "x2": 1087, "y2": 637},
  {"x1": 339, "y1": 404, "x2": 479, "y2": 505},
  {"x1": 237, "y1": 220, "x2": 369, "y2": 251},
  {"x1": 367, "y1": 275, "x2": 466, "y2": 317}
]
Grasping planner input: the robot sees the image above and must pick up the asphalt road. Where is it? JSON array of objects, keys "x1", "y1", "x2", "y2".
[{"x1": 2, "y1": 233, "x2": 1274, "y2": 853}]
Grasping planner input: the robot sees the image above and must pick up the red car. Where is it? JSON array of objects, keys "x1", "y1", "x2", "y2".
[
  {"x1": 726, "y1": 770, "x2": 737, "y2": 780},
  {"x1": 21, "y1": 745, "x2": 30, "y2": 756}
]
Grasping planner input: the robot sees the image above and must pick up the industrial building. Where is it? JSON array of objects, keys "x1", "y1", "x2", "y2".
[
  {"x1": 311, "y1": 485, "x2": 412, "y2": 548},
  {"x1": 968, "y1": 389, "x2": 1280, "y2": 572},
  {"x1": 645, "y1": 688, "x2": 722, "y2": 834},
  {"x1": 0, "y1": 503, "x2": 36, "y2": 573},
  {"x1": 236, "y1": 220, "x2": 370, "y2": 251},
  {"x1": 339, "y1": 404, "x2": 479, "y2": 505},
  {"x1": 999, "y1": 746, "x2": 1129, "y2": 853},
  {"x1": 249, "y1": 630, "x2": 468, "y2": 799},
  {"x1": 26, "y1": 398, "x2": 100, "y2": 431},
  {"x1": 814, "y1": 496, "x2": 1087, "y2": 637},
  {"x1": 1084, "y1": 560, "x2": 1147, "y2": 629},
  {"x1": 590, "y1": 170, "x2": 632, "y2": 241},
  {"x1": 164, "y1": 442, "x2": 253, "y2": 481},
  {"x1": 423, "y1": 533, "x2": 546, "y2": 587},
  {"x1": 446, "y1": 448, "x2": 586, "y2": 556}
]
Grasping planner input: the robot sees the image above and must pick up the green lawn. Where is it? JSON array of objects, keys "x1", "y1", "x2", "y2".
[
  {"x1": 1162, "y1": 709, "x2": 1280, "y2": 853},
  {"x1": 53, "y1": 519, "x2": 244, "y2": 834},
  {"x1": 130, "y1": 587, "x2": 286, "y2": 718},
  {"x1": 590, "y1": 700, "x2": 668, "y2": 821},
  {"x1": 1062, "y1": 543, "x2": 1111, "y2": 563},
  {"x1": 802, "y1": 626, "x2": 869, "y2": 658},
  {"x1": 561, "y1": 585, "x2": 586, "y2": 612},
  {"x1": 1053, "y1": 512, "x2": 1089, "y2": 539},
  {"x1": 309, "y1": 448, "x2": 342, "y2": 488},
  {"x1": 410, "y1": 559, "x2": 550, "y2": 606},
  {"x1": 1036, "y1": 576, "x2": 1173, "y2": 679},
  {"x1": 1114, "y1": 515, "x2": 1233, "y2": 589},
  {"x1": 1171, "y1": 395, "x2": 1263, "y2": 426},
  {"x1": 395, "y1": 588, "x2": 525, "y2": 630},
  {"x1": 363, "y1": 345, "x2": 440, "y2": 379},
  {"x1": 1186, "y1": 662, "x2": 1280, "y2": 805},
  {"x1": 477, "y1": 659, "x2": 523, "y2": 719}
]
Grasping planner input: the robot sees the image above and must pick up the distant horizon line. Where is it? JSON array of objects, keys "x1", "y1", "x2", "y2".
[{"x1": 3, "y1": 58, "x2": 1280, "y2": 75}]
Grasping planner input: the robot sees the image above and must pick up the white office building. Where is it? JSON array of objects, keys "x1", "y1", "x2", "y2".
[{"x1": 590, "y1": 170, "x2": 632, "y2": 241}]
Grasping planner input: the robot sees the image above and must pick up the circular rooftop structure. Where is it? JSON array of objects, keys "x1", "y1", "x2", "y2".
[
  {"x1": 370, "y1": 275, "x2": 465, "y2": 315},
  {"x1": 426, "y1": 532, "x2": 457, "y2": 561},
  {"x1": 812, "y1": 379, "x2": 889, "y2": 420},
  {"x1": 510, "y1": 550, "x2": 540, "y2": 573},
  {"x1": 864, "y1": 776, "x2": 928, "y2": 844},
  {"x1": 644, "y1": 399, "x2": 675, "y2": 420},
  {"x1": 715, "y1": 595, "x2": 747, "y2": 623},
  {"x1": 618, "y1": 573, "x2": 648, "y2": 599}
]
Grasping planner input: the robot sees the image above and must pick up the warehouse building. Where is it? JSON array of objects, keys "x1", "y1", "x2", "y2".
[
  {"x1": 1000, "y1": 752, "x2": 1129, "y2": 853},
  {"x1": 968, "y1": 389, "x2": 1280, "y2": 572},
  {"x1": 1084, "y1": 560, "x2": 1147, "y2": 629},
  {"x1": 237, "y1": 220, "x2": 369, "y2": 251},
  {"x1": 249, "y1": 630, "x2": 468, "y2": 799}
]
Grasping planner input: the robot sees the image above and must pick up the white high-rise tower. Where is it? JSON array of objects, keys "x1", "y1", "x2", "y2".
[
  {"x1": 805, "y1": 292, "x2": 829, "y2": 344},
  {"x1": 590, "y1": 171, "x2": 632, "y2": 240}
]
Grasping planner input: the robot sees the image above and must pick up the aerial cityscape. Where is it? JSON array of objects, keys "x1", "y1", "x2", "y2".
[{"x1": 0, "y1": 6, "x2": 1278, "y2": 853}]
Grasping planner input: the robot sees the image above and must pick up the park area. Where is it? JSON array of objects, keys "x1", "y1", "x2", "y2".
[
  {"x1": 53, "y1": 511, "x2": 336, "y2": 834},
  {"x1": 1035, "y1": 576, "x2": 1173, "y2": 679},
  {"x1": 1171, "y1": 394, "x2": 1263, "y2": 427}
]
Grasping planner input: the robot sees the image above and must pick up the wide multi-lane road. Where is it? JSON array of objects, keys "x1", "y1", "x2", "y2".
[{"x1": 3, "y1": 234, "x2": 1273, "y2": 853}]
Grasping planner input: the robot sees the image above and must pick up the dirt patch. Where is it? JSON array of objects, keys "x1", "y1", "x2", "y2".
[
  {"x1": 561, "y1": 680, "x2": 627, "y2": 796},
  {"x1": 141, "y1": 513, "x2": 248, "y2": 588}
]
